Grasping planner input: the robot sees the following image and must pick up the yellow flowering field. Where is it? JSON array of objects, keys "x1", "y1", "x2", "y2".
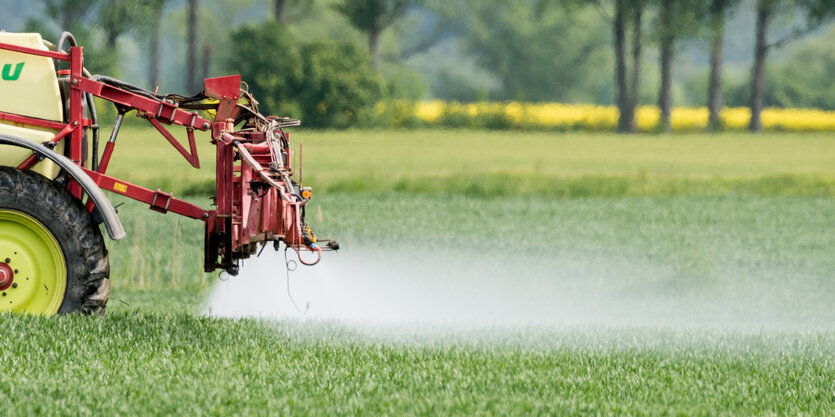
[{"x1": 398, "y1": 101, "x2": 835, "y2": 132}]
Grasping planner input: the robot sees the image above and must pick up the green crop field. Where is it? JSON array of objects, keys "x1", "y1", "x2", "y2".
[
  {"x1": 2, "y1": 314, "x2": 833, "y2": 416},
  {"x1": 105, "y1": 127, "x2": 835, "y2": 197},
  {"x1": 2, "y1": 128, "x2": 834, "y2": 416}
]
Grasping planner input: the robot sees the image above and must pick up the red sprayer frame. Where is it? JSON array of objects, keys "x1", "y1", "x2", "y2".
[{"x1": 0, "y1": 40, "x2": 334, "y2": 275}]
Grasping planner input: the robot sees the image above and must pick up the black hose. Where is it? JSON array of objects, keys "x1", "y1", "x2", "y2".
[
  {"x1": 92, "y1": 75, "x2": 159, "y2": 100},
  {"x1": 56, "y1": 31, "x2": 77, "y2": 52},
  {"x1": 55, "y1": 32, "x2": 77, "y2": 71},
  {"x1": 92, "y1": 75, "x2": 206, "y2": 103}
]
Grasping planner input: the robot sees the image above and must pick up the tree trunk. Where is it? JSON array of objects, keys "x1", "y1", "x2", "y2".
[
  {"x1": 274, "y1": 0, "x2": 286, "y2": 22},
  {"x1": 614, "y1": 0, "x2": 632, "y2": 133},
  {"x1": 369, "y1": 28, "x2": 380, "y2": 70},
  {"x1": 707, "y1": 0, "x2": 725, "y2": 131},
  {"x1": 106, "y1": 30, "x2": 118, "y2": 51},
  {"x1": 106, "y1": 0, "x2": 121, "y2": 50},
  {"x1": 202, "y1": 43, "x2": 211, "y2": 82},
  {"x1": 658, "y1": 38, "x2": 673, "y2": 133},
  {"x1": 186, "y1": 0, "x2": 198, "y2": 92},
  {"x1": 628, "y1": 3, "x2": 643, "y2": 133},
  {"x1": 149, "y1": 2, "x2": 162, "y2": 88},
  {"x1": 749, "y1": 0, "x2": 770, "y2": 132},
  {"x1": 657, "y1": 0, "x2": 673, "y2": 133}
]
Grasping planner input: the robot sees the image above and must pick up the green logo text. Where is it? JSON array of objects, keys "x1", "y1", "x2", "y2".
[{"x1": 2, "y1": 62, "x2": 24, "y2": 81}]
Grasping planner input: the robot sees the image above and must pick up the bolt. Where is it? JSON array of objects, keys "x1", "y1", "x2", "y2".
[
  {"x1": 13, "y1": 270, "x2": 18, "y2": 274},
  {"x1": 4, "y1": 258, "x2": 9, "y2": 263},
  {"x1": 1, "y1": 292, "x2": 5, "y2": 297},
  {"x1": 73, "y1": 121, "x2": 79, "y2": 126},
  {"x1": 11, "y1": 283, "x2": 16, "y2": 289},
  {"x1": 202, "y1": 213, "x2": 209, "y2": 219},
  {"x1": 71, "y1": 79, "x2": 78, "y2": 85},
  {"x1": 203, "y1": 122, "x2": 210, "y2": 129}
]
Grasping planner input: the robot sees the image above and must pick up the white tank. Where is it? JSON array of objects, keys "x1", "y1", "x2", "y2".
[{"x1": 0, "y1": 32, "x2": 65, "y2": 179}]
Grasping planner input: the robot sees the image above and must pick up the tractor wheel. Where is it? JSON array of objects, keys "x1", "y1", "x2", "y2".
[{"x1": 0, "y1": 167, "x2": 110, "y2": 315}]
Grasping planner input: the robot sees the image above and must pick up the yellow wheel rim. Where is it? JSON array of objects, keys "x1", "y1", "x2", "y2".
[{"x1": 0, "y1": 210, "x2": 66, "y2": 315}]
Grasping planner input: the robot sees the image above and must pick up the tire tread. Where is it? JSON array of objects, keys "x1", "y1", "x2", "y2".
[{"x1": 0, "y1": 167, "x2": 110, "y2": 315}]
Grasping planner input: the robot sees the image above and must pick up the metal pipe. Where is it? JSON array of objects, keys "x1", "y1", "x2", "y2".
[
  {"x1": 96, "y1": 111, "x2": 125, "y2": 174},
  {"x1": 234, "y1": 142, "x2": 294, "y2": 203},
  {"x1": 109, "y1": 111, "x2": 125, "y2": 143},
  {"x1": 86, "y1": 93, "x2": 99, "y2": 170}
]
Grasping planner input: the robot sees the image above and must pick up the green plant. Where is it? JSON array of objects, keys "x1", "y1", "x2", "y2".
[{"x1": 229, "y1": 22, "x2": 383, "y2": 128}]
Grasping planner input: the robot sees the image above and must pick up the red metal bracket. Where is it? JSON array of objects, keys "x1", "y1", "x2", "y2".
[
  {"x1": 150, "y1": 189, "x2": 173, "y2": 214},
  {"x1": 82, "y1": 168, "x2": 211, "y2": 221},
  {"x1": 145, "y1": 116, "x2": 201, "y2": 169},
  {"x1": 203, "y1": 75, "x2": 241, "y2": 121},
  {"x1": 156, "y1": 100, "x2": 179, "y2": 123},
  {"x1": 0, "y1": 110, "x2": 67, "y2": 130},
  {"x1": 16, "y1": 122, "x2": 79, "y2": 170},
  {"x1": 75, "y1": 77, "x2": 212, "y2": 131},
  {"x1": 0, "y1": 41, "x2": 69, "y2": 60}
]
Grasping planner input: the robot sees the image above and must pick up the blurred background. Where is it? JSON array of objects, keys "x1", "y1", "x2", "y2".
[{"x1": 0, "y1": 0, "x2": 834, "y2": 132}]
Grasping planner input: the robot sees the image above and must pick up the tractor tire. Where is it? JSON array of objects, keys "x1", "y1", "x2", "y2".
[{"x1": 0, "y1": 167, "x2": 110, "y2": 315}]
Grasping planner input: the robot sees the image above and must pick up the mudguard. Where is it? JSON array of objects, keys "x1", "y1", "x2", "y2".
[{"x1": 0, "y1": 133, "x2": 126, "y2": 240}]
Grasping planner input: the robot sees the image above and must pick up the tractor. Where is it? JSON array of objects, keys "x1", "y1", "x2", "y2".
[{"x1": 0, "y1": 31, "x2": 336, "y2": 315}]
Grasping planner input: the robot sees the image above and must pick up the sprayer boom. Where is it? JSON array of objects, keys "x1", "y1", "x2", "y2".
[{"x1": 0, "y1": 33, "x2": 336, "y2": 281}]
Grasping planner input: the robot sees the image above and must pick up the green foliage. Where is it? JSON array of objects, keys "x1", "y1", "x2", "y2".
[
  {"x1": 456, "y1": 1, "x2": 612, "y2": 102},
  {"x1": 428, "y1": 66, "x2": 496, "y2": 102},
  {"x1": 2, "y1": 311, "x2": 834, "y2": 416},
  {"x1": 24, "y1": 0, "x2": 153, "y2": 78},
  {"x1": 332, "y1": 0, "x2": 412, "y2": 36},
  {"x1": 229, "y1": 23, "x2": 303, "y2": 114},
  {"x1": 24, "y1": 1, "x2": 112, "y2": 75},
  {"x1": 332, "y1": 0, "x2": 415, "y2": 69},
  {"x1": 765, "y1": 28, "x2": 835, "y2": 110},
  {"x1": 651, "y1": 0, "x2": 710, "y2": 43},
  {"x1": 702, "y1": 26, "x2": 835, "y2": 110},
  {"x1": 370, "y1": 100, "x2": 421, "y2": 128},
  {"x1": 96, "y1": 0, "x2": 149, "y2": 76},
  {"x1": 229, "y1": 22, "x2": 383, "y2": 127},
  {"x1": 297, "y1": 41, "x2": 384, "y2": 127},
  {"x1": 381, "y1": 66, "x2": 425, "y2": 100}
]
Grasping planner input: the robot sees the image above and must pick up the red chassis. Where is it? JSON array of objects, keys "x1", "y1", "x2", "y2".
[{"x1": 0, "y1": 41, "x2": 334, "y2": 275}]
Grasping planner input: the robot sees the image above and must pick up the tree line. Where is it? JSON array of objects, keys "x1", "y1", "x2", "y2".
[
  {"x1": 606, "y1": 0, "x2": 834, "y2": 133},
  {"x1": 21, "y1": 0, "x2": 835, "y2": 132}
]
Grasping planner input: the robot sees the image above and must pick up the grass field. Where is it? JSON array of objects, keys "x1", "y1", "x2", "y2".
[
  {"x1": 1, "y1": 314, "x2": 833, "y2": 416},
  {"x1": 2, "y1": 128, "x2": 834, "y2": 415},
  {"x1": 107, "y1": 127, "x2": 835, "y2": 197}
]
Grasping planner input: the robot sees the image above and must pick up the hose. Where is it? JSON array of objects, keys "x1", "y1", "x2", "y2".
[
  {"x1": 92, "y1": 75, "x2": 206, "y2": 103},
  {"x1": 91, "y1": 75, "x2": 159, "y2": 100},
  {"x1": 56, "y1": 31, "x2": 77, "y2": 52},
  {"x1": 294, "y1": 245, "x2": 322, "y2": 266},
  {"x1": 53, "y1": 32, "x2": 77, "y2": 73}
]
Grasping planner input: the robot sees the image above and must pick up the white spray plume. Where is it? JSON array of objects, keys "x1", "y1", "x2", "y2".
[{"x1": 204, "y1": 244, "x2": 834, "y2": 333}]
